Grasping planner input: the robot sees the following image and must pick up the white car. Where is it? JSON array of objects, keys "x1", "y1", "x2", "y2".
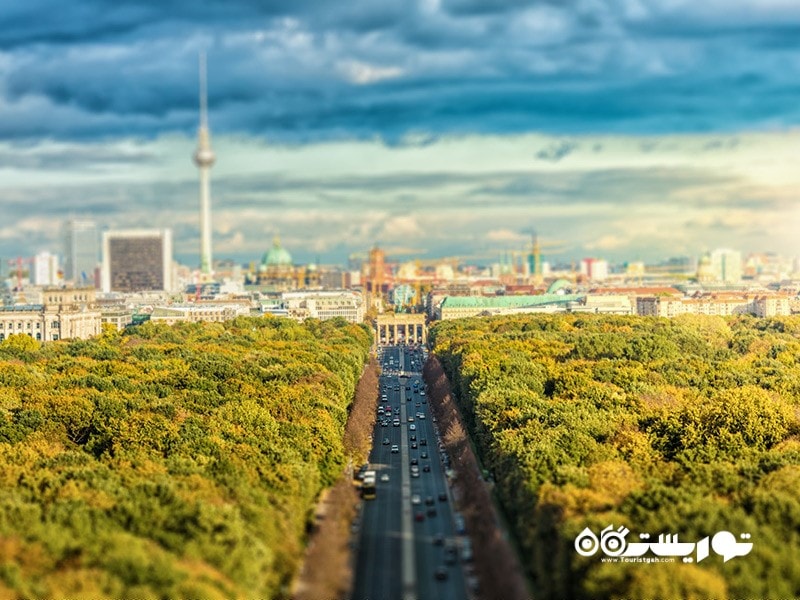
[
  {"x1": 409, "y1": 424, "x2": 416, "y2": 431},
  {"x1": 380, "y1": 473, "x2": 390, "y2": 482},
  {"x1": 411, "y1": 494, "x2": 421, "y2": 505}
]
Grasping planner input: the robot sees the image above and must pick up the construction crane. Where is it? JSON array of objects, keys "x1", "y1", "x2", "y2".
[
  {"x1": 7, "y1": 257, "x2": 33, "y2": 291},
  {"x1": 523, "y1": 230, "x2": 570, "y2": 283}
]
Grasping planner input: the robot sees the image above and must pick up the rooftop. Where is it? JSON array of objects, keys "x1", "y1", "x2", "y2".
[{"x1": 441, "y1": 294, "x2": 584, "y2": 309}]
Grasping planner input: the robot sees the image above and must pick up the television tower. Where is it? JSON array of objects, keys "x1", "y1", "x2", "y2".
[{"x1": 193, "y1": 51, "x2": 215, "y2": 276}]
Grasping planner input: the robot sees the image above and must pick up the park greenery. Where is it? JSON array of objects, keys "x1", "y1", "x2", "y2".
[
  {"x1": 431, "y1": 313, "x2": 800, "y2": 599},
  {"x1": 0, "y1": 316, "x2": 371, "y2": 599}
]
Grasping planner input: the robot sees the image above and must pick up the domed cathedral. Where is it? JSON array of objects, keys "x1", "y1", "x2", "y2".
[
  {"x1": 255, "y1": 235, "x2": 320, "y2": 290},
  {"x1": 696, "y1": 252, "x2": 715, "y2": 283}
]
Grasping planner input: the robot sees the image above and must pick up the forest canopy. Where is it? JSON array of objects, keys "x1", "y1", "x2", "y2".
[
  {"x1": 431, "y1": 313, "x2": 800, "y2": 600},
  {"x1": 0, "y1": 316, "x2": 371, "y2": 599}
]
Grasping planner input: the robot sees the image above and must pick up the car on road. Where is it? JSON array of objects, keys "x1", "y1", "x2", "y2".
[
  {"x1": 409, "y1": 424, "x2": 416, "y2": 431},
  {"x1": 411, "y1": 442, "x2": 418, "y2": 449},
  {"x1": 415, "y1": 511, "x2": 425, "y2": 522},
  {"x1": 454, "y1": 514, "x2": 466, "y2": 534},
  {"x1": 425, "y1": 496, "x2": 435, "y2": 506},
  {"x1": 434, "y1": 566, "x2": 448, "y2": 581},
  {"x1": 407, "y1": 416, "x2": 415, "y2": 423},
  {"x1": 433, "y1": 533, "x2": 444, "y2": 546},
  {"x1": 391, "y1": 444, "x2": 399, "y2": 454},
  {"x1": 421, "y1": 451, "x2": 428, "y2": 459},
  {"x1": 420, "y1": 439, "x2": 427, "y2": 446},
  {"x1": 410, "y1": 465, "x2": 420, "y2": 477},
  {"x1": 444, "y1": 540, "x2": 458, "y2": 565},
  {"x1": 423, "y1": 464, "x2": 431, "y2": 472},
  {"x1": 410, "y1": 434, "x2": 416, "y2": 441},
  {"x1": 382, "y1": 437, "x2": 390, "y2": 445},
  {"x1": 438, "y1": 492, "x2": 448, "y2": 502},
  {"x1": 380, "y1": 473, "x2": 390, "y2": 482},
  {"x1": 461, "y1": 539, "x2": 473, "y2": 562},
  {"x1": 427, "y1": 506, "x2": 437, "y2": 517},
  {"x1": 393, "y1": 419, "x2": 400, "y2": 427},
  {"x1": 410, "y1": 457, "x2": 418, "y2": 466},
  {"x1": 411, "y1": 494, "x2": 421, "y2": 505}
]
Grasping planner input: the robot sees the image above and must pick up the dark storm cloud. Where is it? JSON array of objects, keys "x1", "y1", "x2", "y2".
[
  {"x1": 467, "y1": 167, "x2": 764, "y2": 210},
  {"x1": 441, "y1": 0, "x2": 555, "y2": 17},
  {"x1": 2, "y1": 0, "x2": 800, "y2": 141},
  {"x1": 536, "y1": 140, "x2": 578, "y2": 162}
]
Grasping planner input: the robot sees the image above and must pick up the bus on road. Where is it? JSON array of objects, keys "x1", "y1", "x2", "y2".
[{"x1": 361, "y1": 470, "x2": 377, "y2": 500}]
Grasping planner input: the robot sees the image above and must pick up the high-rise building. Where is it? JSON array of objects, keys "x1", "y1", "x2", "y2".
[
  {"x1": 63, "y1": 219, "x2": 98, "y2": 285},
  {"x1": 193, "y1": 51, "x2": 215, "y2": 276},
  {"x1": 367, "y1": 246, "x2": 386, "y2": 294},
  {"x1": 580, "y1": 258, "x2": 609, "y2": 282},
  {"x1": 101, "y1": 229, "x2": 173, "y2": 293},
  {"x1": 32, "y1": 251, "x2": 60, "y2": 286},
  {"x1": 710, "y1": 248, "x2": 742, "y2": 283}
]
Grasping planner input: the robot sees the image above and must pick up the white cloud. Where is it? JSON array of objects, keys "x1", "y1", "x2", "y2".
[
  {"x1": 336, "y1": 60, "x2": 405, "y2": 84},
  {"x1": 2, "y1": 130, "x2": 800, "y2": 263},
  {"x1": 486, "y1": 228, "x2": 527, "y2": 243},
  {"x1": 586, "y1": 234, "x2": 629, "y2": 251}
]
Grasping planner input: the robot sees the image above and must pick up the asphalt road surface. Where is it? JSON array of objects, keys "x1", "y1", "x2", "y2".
[{"x1": 352, "y1": 345, "x2": 470, "y2": 600}]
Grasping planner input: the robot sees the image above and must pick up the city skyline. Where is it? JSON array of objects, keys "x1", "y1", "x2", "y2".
[{"x1": 1, "y1": 1, "x2": 800, "y2": 266}]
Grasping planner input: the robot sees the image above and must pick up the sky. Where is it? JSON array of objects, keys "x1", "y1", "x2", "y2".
[{"x1": 1, "y1": 0, "x2": 800, "y2": 268}]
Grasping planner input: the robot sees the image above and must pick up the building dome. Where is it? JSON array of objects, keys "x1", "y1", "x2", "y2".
[
  {"x1": 547, "y1": 278, "x2": 572, "y2": 294},
  {"x1": 262, "y1": 236, "x2": 293, "y2": 267}
]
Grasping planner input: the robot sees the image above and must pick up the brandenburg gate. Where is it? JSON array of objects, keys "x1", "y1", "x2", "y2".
[{"x1": 375, "y1": 313, "x2": 427, "y2": 346}]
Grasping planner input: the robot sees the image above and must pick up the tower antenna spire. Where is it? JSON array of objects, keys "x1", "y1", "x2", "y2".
[
  {"x1": 199, "y1": 50, "x2": 208, "y2": 129},
  {"x1": 194, "y1": 49, "x2": 215, "y2": 277}
]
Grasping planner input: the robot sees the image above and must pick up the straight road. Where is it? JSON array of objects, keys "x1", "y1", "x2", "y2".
[{"x1": 353, "y1": 345, "x2": 469, "y2": 600}]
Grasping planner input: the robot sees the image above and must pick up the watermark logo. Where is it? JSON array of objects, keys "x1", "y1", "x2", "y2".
[{"x1": 574, "y1": 525, "x2": 753, "y2": 564}]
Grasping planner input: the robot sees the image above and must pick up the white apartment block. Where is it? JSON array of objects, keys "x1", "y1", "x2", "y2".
[
  {"x1": 281, "y1": 290, "x2": 365, "y2": 323},
  {"x1": 149, "y1": 304, "x2": 251, "y2": 325},
  {"x1": 100, "y1": 310, "x2": 134, "y2": 331},
  {"x1": 570, "y1": 294, "x2": 633, "y2": 314},
  {"x1": 636, "y1": 294, "x2": 791, "y2": 318},
  {"x1": 32, "y1": 251, "x2": 60, "y2": 286},
  {"x1": 580, "y1": 258, "x2": 609, "y2": 282},
  {"x1": 710, "y1": 248, "x2": 742, "y2": 283}
]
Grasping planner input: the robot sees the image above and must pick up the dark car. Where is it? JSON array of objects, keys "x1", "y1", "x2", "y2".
[
  {"x1": 410, "y1": 457, "x2": 418, "y2": 466},
  {"x1": 420, "y1": 439, "x2": 427, "y2": 446},
  {"x1": 434, "y1": 566, "x2": 448, "y2": 581},
  {"x1": 427, "y1": 506, "x2": 437, "y2": 517},
  {"x1": 438, "y1": 492, "x2": 448, "y2": 502},
  {"x1": 423, "y1": 464, "x2": 431, "y2": 472},
  {"x1": 415, "y1": 511, "x2": 425, "y2": 522},
  {"x1": 425, "y1": 496, "x2": 435, "y2": 506}
]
